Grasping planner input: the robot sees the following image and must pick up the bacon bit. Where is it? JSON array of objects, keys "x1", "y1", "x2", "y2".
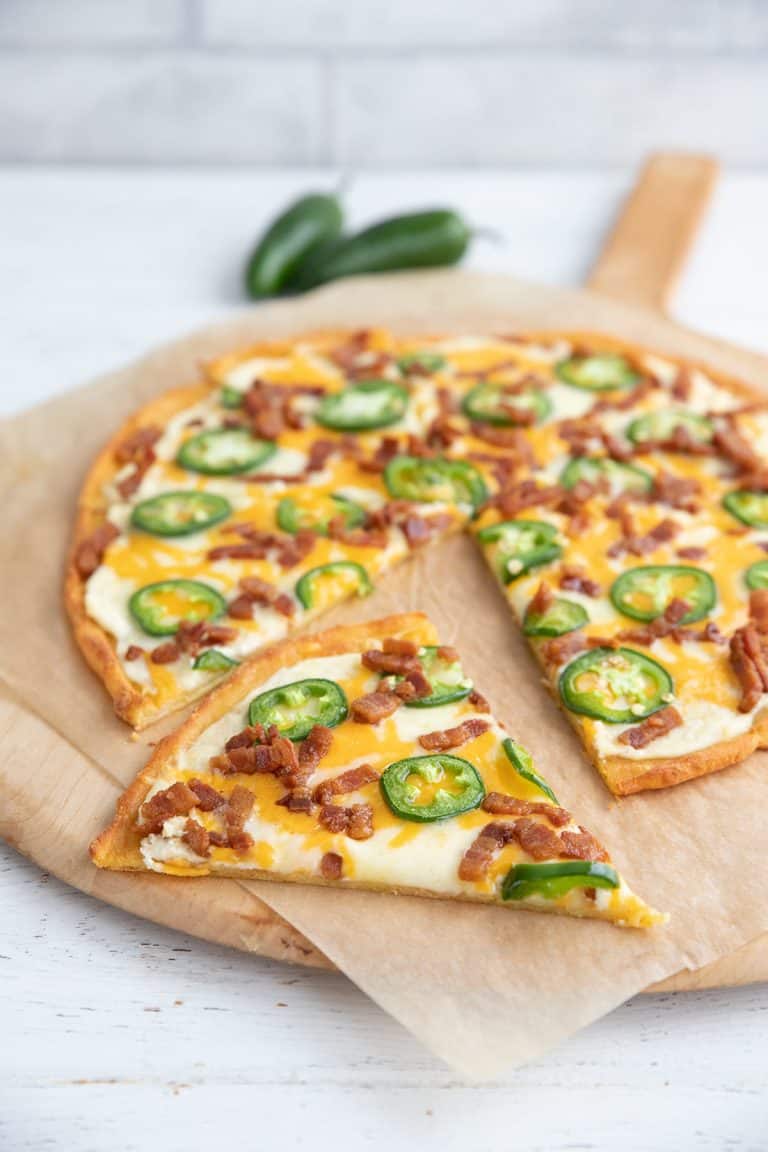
[
  {"x1": 492, "y1": 479, "x2": 563, "y2": 519},
  {"x1": 393, "y1": 679, "x2": 417, "y2": 701},
  {"x1": 327, "y1": 517, "x2": 389, "y2": 550},
  {"x1": 362, "y1": 648, "x2": 419, "y2": 675},
  {"x1": 318, "y1": 802, "x2": 374, "y2": 840},
  {"x1": 513, "y1": 817, "x2": 563, "y2": 861},
  {"x1": 357, "y1": 436, "x2": 401, "y2": 474},
  {"x1": 750, "y1": 589, "x2": 768, "y2": 634},
  {"x1": 608, "y1": 516, "x2": 680, "y2": 559},
  {"x1": 209, "y1": 542, "x2": 269, "y2": 561},
  {"x1": 398, "y1": 667, "x2": 432, "y2": 700},
  {"x1": 559, "y1": 565, "x2": 600, "y2": 597},
  {"x1": 74, "y1": 521, "x2": 120, "y2": 578},
  {"x1": 182, "y1": 818, "x2": 210, "y2": 858},
  {"x1": 426, "y1": 415, "x2": 462, "y2": 449},
  {"x1": 350, "y1": 689, "x2": 402, "y2": 724},
  {"x1": 188, "y1": 779, "x2": 225, "y2": 811},
  {"x1": 730, "y1": 623, "x2": 768, "y2": 712},
  {"x1": 637, "y1": 424, "x2": 715, "y2": 457},
  {"x1": 150, "y1": 640, "x2": 181, "y2": 664},
  {"x1": 114, "y1": 425, "x2": 162, "y2": 498},
  {"x1": 313, "y1": 765, "x2": 379, "y2": 804},
  {"x1": 226, "y1": 785, "x2": 254, "y2": 833},
  {"x1": 482, "y1": 792, "x2": 571, "y2": 827},
  {"x1": 527, "y1": 582, "x2": 554, "y2": 617},
  {"x1": 228, "y1": 576, "x2": 295, "y2": 620},
  {"x1": 228, "y1": 829, "x2": 255, "y2": 853},
  {"x1": 468, "y1": 688, "x2": 490, "y2": 713},
  {"x1": 559, "y1": 826, "x2": 609, "y2": 861},
  {"x1": 618, "y1": 705, "x2": 683, "y2": 749},
  {"x1": 713, "y1": 416, "x2": 761, "y2": 473},
  {"x1": 208, "y1": 831, "x2": 229, "y2": 848},
  {"x1": 418, "y1": 718, "x2": 490, "y2": 752},
  {"x1": 138, "y1": 781, "x2": 199, "y2": 833},
  {"x1": 167, "y1": 620, "x2": 237, "y2": 659},
  {"x1": 297, "y1": 724, "x2": 334, "y2": 774},
  {"x1": 214, "y1": 726, "x2": 299, "y2": 777},
  {"x1": 651, "y1": 470, "x2": 702, "y2": 513},
  {"x1": 401, "y1": 512, "x2": 454, "y2": 549},
  {"x1": 275, "y1": 788, "x2": 314, "y2": 813},
  {"x1": 541, "y1": 630, "x2": 588, "y2": 668},
  {"x1": 436, "y1": 644, "x2": 459, "y2": 662},
  {"x1": 671, "y1": 367, "x2": 693, "y2": 400},
  {"x1": 677, "y1": 546, "x2": 707, "y2": 561},
  {"x1": 383, "y1": 636, "x2": 420, "y2": 657},
  {"x1": 124, "y1": 645, "x2": 144, "y2": 662},
  {"x1": 225, "y1": 724, "x2": 265, "y2": 752},
  {"x1": 601, "y1": 431, "x2": 633, "y2": 462},
  {"x1": 458, "y1": 821, "x2": 518, "y2": 882},
  {"x1": 617, "y1": 597, "x2": 691, "y2": 645},
  {"x1": 696, "y1": 621, "x2": 726, "y2": 645},
  {"x1": 557, "y1": 416, "x2": 603, "y2": 455},
  {"x1": 592, "y1": 377, "x2": 655, "y2": 411},
  {"x1": 320, "y1": 851, "x2": 343, "y2": 880}
]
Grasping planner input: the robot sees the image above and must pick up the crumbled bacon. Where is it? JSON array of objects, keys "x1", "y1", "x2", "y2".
[
  {"x1": 124, "y1": 644, "x2": 144, "y2": 662},
  {"x1": 320, "y1": 851, "x2": 343, "y2": 880},
  {"x1": 74, "y1": 521, "x2": 120, "y2": 578},
  {"x1": 713, "y1": 416, "x2": 761, "y2": 473},
  {"x1": 418, "y1": 718, "x2": 490, "y2": 751},
  {"x1": 313, "y1": 765, "x2": 379, "y2": 804},
  {"x1": 750, "y1": 589, "x2": 768, "y2": 634},
  {"x1": 608, "y1": 516, "x2": 680, "y2": 559},
  {"x1": 618, "y1": 705, "x2": 683, "y2": 749},
  {"x1": 436, "y1": 644, "x2": 459, "y2": 662},
  {"x1": 559, "y1": 826, "x2": 609, "y2": 861},
  {"x1": 492, "y1": 479, "x2": 563, "y2": 519},
  {"x1": 383, "y1": 636, "x2": 420, "y2": 657},
  {"x1": 225, "y1": 785, "x2": 254, "y2": 836},
  {"x1": 541, "y1": 630, "x2": 588, "y2": 668},
  {"x1": 617, "y1": 597, "x2": 691, "y2": 645},
  {"x1": 228, "y1": 576, "x2": 295, "y2": 620},
  {"x1": 357, "y1": 436, "x2": 401, "y2": 474},
  {"x1": 559, "y1": 565, "x2": 600, "y2": 597},
  {"x1": 651, "y1": 470, "x2": 701, "y2": 513},
  {"x1": 138, "y1": 781, "x2": 199, "y2": 833},
  {"x1": 350, "y1": 689, "x2": 402, "y2": 724},
  {"x1": 458, "y1": 821, "x2": 517, "y2": 882},
  {"x1": 213, "y1": 725, "x2": 299, "y2": 777},
  {"x1": 276, "y1": 788, "x2": 314, "y2": 813},
  {"x1": 362, "y1": 648, "x2": 420, "y2": 675},
  {"x1": 294, "y1": 724, "x2": 334, "y2": 781},
  {"x1": 730, "y1": 623, "x2": 768, "y2": 712},
  {"x1": 482, "y1": 792, "x2": 571, "y2": 827},
  {"x1": 401, "y1": 512, "x2": 454, "y2": 549},
  {"x1": 150, "y1": 640, "x2": 182, "y2": 664},
  {"x1": 671, "y1": 367, "x2": 693, "y2": 400},
  {"x1": 512, "y1": 817, "x2": 563, "y2": 861},
  {"x1": 396, "y1": 667, "x2": 432, "y2": 700},
  {"x1": 114, "y1": 425, "x2": 161, "y2": 498},
  {"x1": 468, "y1": 688, "x2": 490, "y2": 713},
  {"x1": 677, "y1": 546, "x2": 707, "y2": 561},
  {"x1": 318, "y1": 802, "x2": 374, "y2": 840},
  {"x1": 182, "y1": 818, "x2": 210, "y2": 858},
  {"x1": 527, "y1": 582, "x2": 554, "y2": 617},
  {"x1": 188, "y1": 778, "x2": 225, "y2": 811}
]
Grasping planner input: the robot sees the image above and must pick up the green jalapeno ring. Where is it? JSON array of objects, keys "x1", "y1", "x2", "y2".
[
  {"x1": 177, "y1": 427, "x2": 277, "y2": 476},
  {"x1": 248, "y1": 677, "x2": 348, "y2": 741},
  {"x1": 502, "y1": 861, "x2": 619, "y2": 902},
  {"x1": 476, "y1": 519, "x2": 562, "y2": 583},
  {"x1": 380, "y1": 754, "x2": 485, "y2": 823},
  {"x1": 522, "y1": 596, "x2": 588, "y2": 637},
  {"x1": 396, "y1": 351, "x2": 447, "y2": 375},
  {"x1": 295, "y1": 561, "x2": 372, "y2": 610},
  {"x1": 723, "y1": 490, "x2": 768, "y2": 529},
  {"x1": 461, "y1": 381, "x2": 552, "y2": 427},
  {"x1": 502, "y1": 738, "x2": 558, "y2": 804},
  {"x1": 130, "y1": 490, "x2": 232, "y2": 537},
  {"x1": 129, "y1": 579, "x2": 227, "y2": 638},
  {"x1": 559, "y1": 646, "x2": 674, "y2": 724},
  {"x1": 391, "y1": 645, "x2": 473, "y2": 709},
  {"x1": 610, "y1": 565, "x2": 716, "y2": 624},
  {"x1": 384, "y1": 454, "x2": 488, "y2": 512},
  {"x1": 559, "y1": 456, "x2": 652, "y2": 495},
  {"x1": 316, "y1": 379, "x2": 409, "y2": 432},
  {"x1": 556, "y1": 353, "x2": 640, "y2": 392},
  {"x1": 745, "y1": 560, "x2": 768, "y2": 590},
  {"x1": 193, "y1": 649, "x2": 239, "y2": 672},
  {"x1": 626, "y1": 408, "x2": 714, "y2": 446},
  {"x1": 276, "y1": 493, "x2": 366, "y2": 536}
]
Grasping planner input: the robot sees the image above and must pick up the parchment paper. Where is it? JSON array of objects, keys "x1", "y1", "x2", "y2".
[{"x1": 3, "y1": 271, "x2": 768, "y2": 1079}]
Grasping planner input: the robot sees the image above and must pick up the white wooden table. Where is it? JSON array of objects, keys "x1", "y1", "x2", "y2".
[{"x1": 2, "y1": 167, "x2": 767, "y2": 1150}]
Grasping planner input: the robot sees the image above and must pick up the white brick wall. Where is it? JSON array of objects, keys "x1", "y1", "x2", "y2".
[{"x1": 1, "y1": 0, "x2": 767, "y2": 165}]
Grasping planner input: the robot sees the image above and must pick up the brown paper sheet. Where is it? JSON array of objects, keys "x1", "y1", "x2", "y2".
[{"x1": 3, "y1": 271, "x2": 768, "y2": 1078}]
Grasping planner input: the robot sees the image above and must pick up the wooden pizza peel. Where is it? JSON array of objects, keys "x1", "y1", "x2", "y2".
[{"x1": 2, "y1": 152, "x2": 767, "y2": 993}]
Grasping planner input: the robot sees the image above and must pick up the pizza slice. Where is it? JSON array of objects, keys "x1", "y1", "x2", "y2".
[{"x1": 91, "y1": 612, "x2": 664, "y2": 928}]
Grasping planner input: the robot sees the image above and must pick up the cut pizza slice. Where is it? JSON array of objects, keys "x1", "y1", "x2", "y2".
[{"x1": 91, "y1": 612, "x2": 664, "y2": 928}]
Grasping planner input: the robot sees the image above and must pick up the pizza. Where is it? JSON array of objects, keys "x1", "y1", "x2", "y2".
[
  {"x1": 67, "y1": 326, "x2": 768, "y2": 795},
  {"x1": 90, "y1": 613, "x2": 663, "y2": 928}
]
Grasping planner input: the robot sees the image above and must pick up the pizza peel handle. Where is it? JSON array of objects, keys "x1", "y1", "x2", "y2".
[{"x1": 587, "y1": 152, "x2": 719, "y2": 312}]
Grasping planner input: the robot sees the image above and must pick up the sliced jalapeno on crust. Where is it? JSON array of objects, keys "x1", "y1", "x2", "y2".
[
  {"x1": 276, "y1": 493, "x2": 366, "y2": 536},
  {"x1": 502, "y1": 861, "x2": 619, "y2": 902},
  {"x1": 395, "y1": 645, "x2": 472, "y2": 708},
  {"x1": 556, "y1": 353, "x2": 639, "y2": 392},
  {"x1": 723, "y1": 490, "x2": 768, "y2": 529},
  {"x1": 610, "y1": 565, "x2": 715, "y2": 624},
  {"x1": 476, "y1": 519, "x2": 561, "y2": 583},
  {"x1": 193, "y1": 649, "x2": 239, "y2": 672},
  {"x1": 746, "y1": 560, "x2": 768, "y2": 590},
  {"x1": 177, "y1": 427, "x2": 276, "y2": 475},
  {"x1": 380, "y1": 754, "x2": 485, "y2": 823},
  {"x1": 627, "y1": 408, "x2": 713, "y2": 445},
  {"x1": 129, "y1": 579, "x2": 227, "y2": 637},
  {"x1": 559, "y1": 646, "x2": 673, "y2": 724},
  {"x1": 462, "y1": 380, "x2": 551, "y2": 427},
  {"x1": 396, "y1": 351, "x2": 447, "y2": 375},
  {"x1": 130, "y1": 490, "x2": 232, "y2": 537},
  {"x1": 295, "y1": 561, "x2": 372, "y2": 610},
  {"x1": 248, "y1": 677, "x2": 348, "y2": 741},
  {"x1": 316, "y1": 379, "x2": 408, "y2": 432},
  {"x1": 384, "y1": 455, "x2": 487, "y2": 511},
  {"x1": 502, "y1": 738, "x2": 558, "y2": 804},
  {"x1": 560, "y1": 456, "x2": 652, "y2": 495},
  {"x1": 522, "y1": 596, "x2": 588, "y2": 637}
]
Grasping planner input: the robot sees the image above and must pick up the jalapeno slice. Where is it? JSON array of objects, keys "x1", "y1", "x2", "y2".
[
  {"x1": 610, "y1": 565, "x2": 715, "y2": 624},
  {"x1": 380, "y1": 754, "x2": 485, "y2": 823},
  {"x1": 219, "y1": 384, "x2": 243, "y2": 409},
  {"x1": 384, "y1": 455, "x2": 488, "y2": 511},
  {"x1": 130, "y1": 490, "x2": 232, "y2": 537},
  {"x1": 476, "y1": 519, "x2": 561, "y2": 583},
  {"x1": 396, "y1": 351, "x2": 447, "y2": 375},
  {"x1": 394, "y1": 645, "x2": 473, "y2": 708},
  {"x1": 522, "y1": 596, "x2": 588, "y2": 637},
  {"x1": 502, "y1": 861, "x2": 619, "y2": 902},
  {"x1": 746, "y1": 560, "x2": 768, "y2": 590},
  {"x1": 559, "y1": 646, "x2": 673, "y2": 724},
  {"x1": 193, "y1": 649, "x2": 239, "y2": 672},
  {"x1": 129, "y1": 579, "x2": 227, "y2": 637},
  {"x1": 316, "y1": 379, "x2": 409, "y2": 431},
  {"x1": 295, "y1": 561, "x2": 372, "y2": 610},
  {"x1": 556, "y1": 353, "x2": 639, "y2": 392},
  {"x1": 462, "y1": 381, "x2": 551, "y2": 427},
  {"x1": 723, "y1": 490, "x2": 768, "y2": 529},
  {"x1": 560, "y1": 456, "x2": 652, "y2": 495},
  {"x1": 276, "y1": 493, "x2": 366, "y2": 536},
  {"x1": 177, "y1": 427, "x2": 276, "y2": 475},
  {"x1": 502, "y1": 738, "x2": 558, "y2": 804},
  {"x1": 248, "y1": 677, "x2": 348, "y2": 741},
  {"x1": 627, "y1": 408, "x2": 713, "y2": 445}
]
